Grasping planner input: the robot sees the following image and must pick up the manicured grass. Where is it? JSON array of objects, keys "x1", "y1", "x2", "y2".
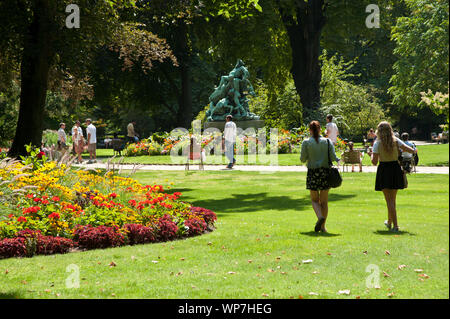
[
  {"x1": 86, "y1": 143, "x2": 449, "y2": 167},
  {"x1": 414, "y1": 144, "x2": 449, "y2": 166},
  {"x1": 0, "y1": 171, "x2": 448, "y2": 299}
]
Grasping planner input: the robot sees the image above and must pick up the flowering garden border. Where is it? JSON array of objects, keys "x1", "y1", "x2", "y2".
[{"x1": 0, "y1": 156, "x2": 217, "y2": 259}]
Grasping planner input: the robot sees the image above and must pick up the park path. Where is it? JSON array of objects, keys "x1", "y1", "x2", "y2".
[{"x1": 73, "y1": 162, "x2": 449, "y2": 174}]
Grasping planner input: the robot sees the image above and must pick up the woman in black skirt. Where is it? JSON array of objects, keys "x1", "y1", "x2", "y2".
[
  {"x1": 300, "y1": 121, "x2": 340, "y2": 232},
  {"x1": 369, "y1": 121, "x2": 416, "y2": 232}
]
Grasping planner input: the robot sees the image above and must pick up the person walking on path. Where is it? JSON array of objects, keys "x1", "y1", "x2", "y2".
[
  {"x1": 224, "y1": 115, "x2": 237, "y2": 169},
  {"x1": 72, "y1": 120, "x2": 84, "y2": 164},
  {"x1": 301, "y1": 121, "x2": 340, "y2": 233},
  {"x1": 368, "y1": 121, "x2": 417, "y2": 232},
  {"x1": 85, "y1": 118, "x2": 97, "y2": 164},
  {"x1": 325, "y1": 114, "x2": 339, "y2": 145}
]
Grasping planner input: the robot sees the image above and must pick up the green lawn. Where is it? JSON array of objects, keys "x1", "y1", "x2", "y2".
[
  {"x1": 0, "y1": 171, "x2": 448, "y2": 299},
  {"x1": 87, "y1": 143, "x2": 449, "y2": 167}
]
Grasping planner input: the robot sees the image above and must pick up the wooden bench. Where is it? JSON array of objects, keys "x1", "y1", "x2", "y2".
[{"x1": 111, "y1": 138, "x2": 125, "y2": 156}]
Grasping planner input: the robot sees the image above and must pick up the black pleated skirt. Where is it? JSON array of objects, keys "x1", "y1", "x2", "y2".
[{"x1": 375, "y1": 161, "x2": 405, "y2": 191}]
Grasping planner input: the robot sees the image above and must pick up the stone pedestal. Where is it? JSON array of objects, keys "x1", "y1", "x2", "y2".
[{"x1": 204, "y1": 120, "x2": 265, "y2": 132}]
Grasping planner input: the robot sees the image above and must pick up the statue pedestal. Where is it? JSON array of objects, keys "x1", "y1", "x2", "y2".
[{"x1": 204, "y1": 120, "x2": 265, "y2": 132}]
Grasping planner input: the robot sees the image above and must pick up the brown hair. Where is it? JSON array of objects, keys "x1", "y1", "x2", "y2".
[
  {"x1": 309, "y1": 121, "x2": 321, "y2": 143},
  {"x1": 348, "y1": 141, "x2": 354, "y2": 151}
]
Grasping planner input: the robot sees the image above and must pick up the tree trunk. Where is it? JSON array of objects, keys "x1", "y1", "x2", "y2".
[
  {"x1": 8, "y1": 0, "x2": 54, "y2": 157},
  {"x1": 278, "y1": 0, "x2": 326, "y2": 123},
  {"x1": 175, "y1": 23, "x2": 193, "y2": 129}
]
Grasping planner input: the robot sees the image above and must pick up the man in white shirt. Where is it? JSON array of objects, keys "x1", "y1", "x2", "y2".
[
  {"x1": 57, "y1": 123, "x2": 67, "y2": 146},
  {"x1": 85, "y1": 118, "x2": 97, "y2": 164},
  {"x1": 223, "y1": 115, "x2": 237, "y2": 169},
  {"x1": 325, "y1": 114, "x2": 339, "y2": 144}
]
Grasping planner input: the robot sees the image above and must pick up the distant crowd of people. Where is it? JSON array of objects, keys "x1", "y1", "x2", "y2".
[
  {"x1": 53, "y1": 118, "x2": 97, "y2": 164},
  {"x1": 51, "y1": 120, "x2": 141, "y2": 163}
]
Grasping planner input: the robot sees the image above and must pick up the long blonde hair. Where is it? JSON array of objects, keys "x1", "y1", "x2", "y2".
[{"x1": 376, "y1": 121, "x2": 396, "y2": 154}]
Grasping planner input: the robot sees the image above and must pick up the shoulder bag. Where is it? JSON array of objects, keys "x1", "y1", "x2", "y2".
[{"x1": 327, "y1": 139, "x2": 343, "y2": 188}]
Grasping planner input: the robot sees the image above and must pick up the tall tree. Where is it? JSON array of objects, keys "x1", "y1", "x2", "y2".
[
  {"x1": 0, "y1": 0, "x2": 174, "y2": 156},
  {"x1": 389, "y1": 0, "x2": 449, "y2": 109},
  {"x1": 275, "y1": 0, "x2": 326, "y2": 121}
]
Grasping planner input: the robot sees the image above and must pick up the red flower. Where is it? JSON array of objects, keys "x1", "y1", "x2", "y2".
[
  {"x1": 17, "y1": 216, "x2": 27, "y2": 223},
  {"x1": 128, "y1": 199, "x2": 136, "y2": 207},
  {"x1": 42, "y1": 200, "x2": 50, "y2": 205},
  {"x1": 22, "y1": 206, "x2": 40, "y2": 214},
  {"x1": 48, "y1": 212, "x2": 60, "y2": 220},
  {"x1": 109, "y1": 193, "x2": 117, "y2": 199},
  {"x1": 33, "y1": 198, "x2": 41, "y2": 203},
  {"x1": 26, "y1": 194, "x2": 34, "y2": 199},
  {"x1": 51, "y1": 196, "x2": 60, "y2": 202},
  {"x1": 8, "y1": 214, "x2": 13, "y2": 218}
]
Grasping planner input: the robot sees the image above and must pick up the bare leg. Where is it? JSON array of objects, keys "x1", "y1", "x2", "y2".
[
  {"x1": 382, "y1": 189, "x2": 398, "y2": 228},
  {"x1": 310, "y1": 190, "x2": 323, "y2": 220},
  {"x1": 319, "y1": 189, "x2": 329, "y2": 231}
]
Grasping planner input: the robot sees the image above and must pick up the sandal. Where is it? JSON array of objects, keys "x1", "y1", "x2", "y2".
[{"x1": 315, "y1": 217, "x2": 325, "y2": 232}]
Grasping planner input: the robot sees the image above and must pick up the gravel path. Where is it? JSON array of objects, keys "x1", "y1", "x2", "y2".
[{"x1": 73, "y1": 162, "x2": 449, "y2": 174}]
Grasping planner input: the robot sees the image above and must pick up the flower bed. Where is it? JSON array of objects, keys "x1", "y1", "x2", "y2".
[
  {"x1": 123, "y1": 127, "x2": 346, "y2": 158},
  {"x1": 0, "y1": 156, "x2": 217, "y2": 259}
]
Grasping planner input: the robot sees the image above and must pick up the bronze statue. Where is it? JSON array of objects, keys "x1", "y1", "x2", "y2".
[{"x1": 206, "y1": 60, "x2": 260, "y2": 121}]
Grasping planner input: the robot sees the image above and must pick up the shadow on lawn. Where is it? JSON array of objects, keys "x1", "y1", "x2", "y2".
[
  {"x1": 185, "y1": 192, "x2": 309, "y2": 214},
  {"x1": 299, "y1": 231, "x2": 341, "y2": 237},
  {"x1": 184, "y1": 192, "x2": 356, "y2": 215},
  {"x1": 0, "y1": 291, "x2": 25, "y2": 299},
  {"x1": 373, "y1": 230, "x2": 416, "y2": 236}
]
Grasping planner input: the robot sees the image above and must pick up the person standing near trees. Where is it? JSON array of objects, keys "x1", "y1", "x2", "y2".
[
  {"x1": 367, "y1": 128, "x2": 377, "y2": 146},
  {"x1": 72, "y1": 120, "x2": 84, "y2": 164},
  {"x1": 368, "y1": 121, "x2": 417, "y2": 232},
  {"x1": 57, "y1": 123, "x2": 67, "y2": 154},
  {"x1": 301, "y1": 121, "x2": 340, "y2": 233},
  {"x1": 127, "y1": 121, "x2": 139, "y2": 143},
  {"x1": 325, "y1": 114, "x2": 339, "y2": 145},
  {"x1": 85, "y1": 119, "x2": 97, "y2": 164},
  {"x1": 223, "y1": 115, "x2": 237, "y2": 169}
]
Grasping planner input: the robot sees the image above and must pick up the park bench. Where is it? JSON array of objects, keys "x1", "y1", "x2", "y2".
[
  {"x1": 342, "y1": 149, "x2": 363, "y2": 172},
  {"x1": 111, "y1": 138, "x2": 125, "y2": 156},
  {"x1": 431, "y1": 132, "x2": 448, "y2": 144}
]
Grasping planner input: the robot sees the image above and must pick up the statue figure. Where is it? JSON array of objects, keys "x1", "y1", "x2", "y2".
[{"x1": 206, "y1": 59, "x2": 260, "y2": 122}]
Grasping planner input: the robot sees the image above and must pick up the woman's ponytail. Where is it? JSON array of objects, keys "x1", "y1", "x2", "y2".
[{"x1": 309, "y1": 121, "x2": 321, "y2": 143}]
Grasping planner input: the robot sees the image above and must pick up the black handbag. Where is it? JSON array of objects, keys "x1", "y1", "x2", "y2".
[{"x1": 327, "y1": 139, "x2": 342, "y2": 188}]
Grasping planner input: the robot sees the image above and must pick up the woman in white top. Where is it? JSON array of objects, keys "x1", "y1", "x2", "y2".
[{"x1": 369, "y1": 121, "x2": 416, "y2": 232}]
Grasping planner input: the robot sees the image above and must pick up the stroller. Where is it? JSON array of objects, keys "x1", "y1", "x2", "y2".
[{"x1": 399, "y1": 144, "x2": 418, "y2": 173}]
